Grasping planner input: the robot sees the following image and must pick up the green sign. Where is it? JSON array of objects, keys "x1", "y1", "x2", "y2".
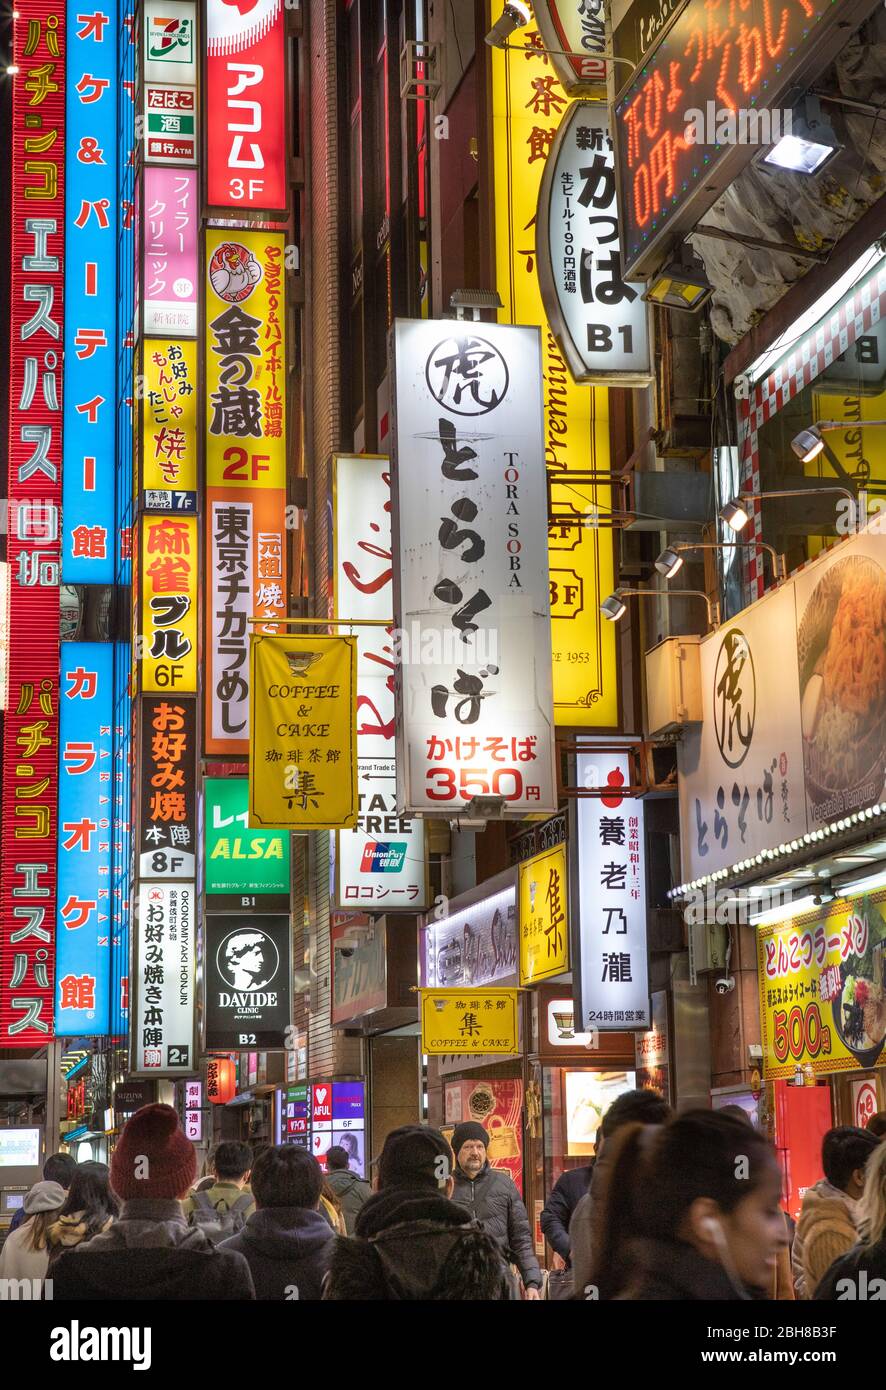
[{"x1": 205, "y1": 778, "x2": 290, "y2": 909}]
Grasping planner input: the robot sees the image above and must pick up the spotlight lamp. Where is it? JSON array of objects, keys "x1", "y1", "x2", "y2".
[
  {"x1": 600, "y1": 587, "x2": 718, "y2": 630},
  {"x1": 485, "y1": 1, "x2": 531, "y2": 48},
  {"x1": 763, "y1": 95, "x2": 842, "y2": 175},
  {"x1": 655, "y1": 540, "x2": 785, "y2": 583},
  {"x1": 642, "y1": 262, "x2": 712, "y2": 312},
  {"x1": 791, "y1": 419, "x2": 886, "y2": 463},
  {"x1": 719, "y1": 485, "x2": 855, "y2": 534}
]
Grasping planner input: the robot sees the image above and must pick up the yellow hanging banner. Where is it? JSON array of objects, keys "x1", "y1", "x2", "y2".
[
  {"x1": 491, "y1": 22, "x2": 618, "y2": 727},
  {"x1": 519, "y1": 843, "x2": 569, "y2": 985},
  {"x1": 249, "y1": 634, "x2": 359, "y2": 830},
  {"x1": 420, "y1": 988, "x2": 520, "y2": 1056},
  {"x1": 141, "y1": 339, "x2": 198, "y2": 510}
]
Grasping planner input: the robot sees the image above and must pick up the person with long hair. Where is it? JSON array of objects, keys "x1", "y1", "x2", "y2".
[
  {"x1": 588, "y1": 1110, "x2": 789, "y2": 1300},
  {"x1": 815, "y1": 1140, "x2": 886, "y2": 1298},
  {"x1": 46, "y1": 1161, "x2": 119, "y2": 1265},
  {"x1": 0, "y1": 1181, "x2": 66, "y2": 1282}
]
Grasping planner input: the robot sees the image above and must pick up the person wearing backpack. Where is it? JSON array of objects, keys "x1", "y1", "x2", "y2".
[
  {"x1": 51, "y1": 1105, "x2": 255, "y2": 1300},
  {"x1": 323, "y1": 1125, "x2": 515, "y2": 1300},
  {"x1": 220, "y1": 1146, "x2": 336, "y2": 1299},
  {"x1": 184, "y1": 1140, "x2": 255, "y2": 1243}
]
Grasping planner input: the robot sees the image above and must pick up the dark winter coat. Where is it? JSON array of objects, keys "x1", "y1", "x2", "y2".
[
  {"x1": 451, "y1": 1163, "x2": 542, "y2": 1288},
  {"x1": 323, "y1": 1169, "x2": 372, "y2": 1235},
  {"x1": 323, "y1": 1188, "x2": 516, "y2": 1300},
  {"x1": 814, "y1": 1236, "x2": 886, "y2": 1300},
  {"x1": 539, "y1": 1164, "x2": 595, "y2": 1261},
  {"x1": 220, "y1": 1206, "x2": 335, "y2": 1300},
  {"x1": 50, "y1": 1198, "x2": 256, "y2": 1301},
  {"x1": 616, "y1": 1237, "x2": 752, "y2": 1301}
]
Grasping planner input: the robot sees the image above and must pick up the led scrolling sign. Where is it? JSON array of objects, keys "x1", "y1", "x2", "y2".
[{"x1": 614, "y1": 0, "x2": 855, "y2": 280}]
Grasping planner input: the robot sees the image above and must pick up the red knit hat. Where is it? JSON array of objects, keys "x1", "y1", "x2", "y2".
[{"x1": 110, "y1": 1103, "x2": 196, "y2": 1201}]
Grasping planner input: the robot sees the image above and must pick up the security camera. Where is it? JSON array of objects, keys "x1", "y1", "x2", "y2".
[
  {"x1": 715, "y1": 976, "x2": 736, "y2": 996},
  {"x1": 485, "y1": 1, "x2": 531, "y2": 48},
  {"x1": 337, "y1": 946, "x2": 355, "y2": 960}
]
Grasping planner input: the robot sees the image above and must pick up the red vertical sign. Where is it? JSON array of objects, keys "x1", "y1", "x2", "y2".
[
  {"x1": 206, "y1": 0, "x2": 287, "y2": 214},
  {"x1": 1, "y1": 3, "x2": 66, "y2": 1043}
]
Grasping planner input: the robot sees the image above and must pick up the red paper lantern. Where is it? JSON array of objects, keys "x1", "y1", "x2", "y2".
[{"x1": 206, "y1": 1056, "x2": 236, "y2": 1104}]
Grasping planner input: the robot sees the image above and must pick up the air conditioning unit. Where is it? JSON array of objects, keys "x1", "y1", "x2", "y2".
[{"x1": 645, "y1": 634, "x2": 702, "y2": 736}]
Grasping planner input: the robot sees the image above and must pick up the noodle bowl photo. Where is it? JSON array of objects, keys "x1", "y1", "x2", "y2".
[{"x1": 798, "y1": 555, "x2": 886, "y2": 814}]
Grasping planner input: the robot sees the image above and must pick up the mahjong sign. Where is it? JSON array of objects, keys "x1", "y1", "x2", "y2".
[{"x1": 758, "y1": 890, "x2": 886, "y2": 1080}]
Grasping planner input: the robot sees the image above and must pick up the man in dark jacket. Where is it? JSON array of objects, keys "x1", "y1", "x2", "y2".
[
  {"x1": 540, "y1": 1161, "x2": 595, "y2": 1265},
  {"x1": 220, "y1": 1145, "x2": 335, "y2": 1298},
  {"x1": 449, "y1": 1122, "x2": 542, "y2": 1297},
  {"x1": 323, "y1": 1124, "x2": 513, "y2": 1300},
  {"x1": 324, "y1": 1144, "x2": 371, "y2": 1234},
  {"x1": 52, "y1": 1104, "x2": 255, "y2": 1301}
]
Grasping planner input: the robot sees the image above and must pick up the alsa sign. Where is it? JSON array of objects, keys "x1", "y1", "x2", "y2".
[{"x1": 206, "y1": 0, "x2": 287, "y2": 214}]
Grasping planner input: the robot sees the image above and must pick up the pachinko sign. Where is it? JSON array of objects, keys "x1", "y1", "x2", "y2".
[
  {"x1": 2, "y1": 1, "x2": 66, "y2": 1045},
  {"x1": 205, "y1": 228, "x2": 287, "y2": 755},
  {"x1": 391, "y1": 320, "x2": 556, "y2": 816},
  {"x1": 206, "y1": 0, "x2": 287, "y2": 213},
  {"x1": 757, "y1": 890, "x2": 886, "y2": 1080}
]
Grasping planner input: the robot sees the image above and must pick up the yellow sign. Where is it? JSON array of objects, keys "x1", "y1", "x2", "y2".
[
  {"x1": 420, "y1": 988, "x2": 520, "y2": 1056},
  {"x1": 141, "y1": 339, "x2": 198, "y2": 507},
  {"x1": 758, "y1": 890, "x2": 886, "y2": 1080},
  {"x1": 491, "y1": 24, "x2": 617, "y2": 727},
  {"x1": 809, "y1": 384, "x2": 886, "y2": 559},
  {"x1": 249, "y1": 634, "x2": 358, "y2": 829},
  {"x1": 205, "y1": 229, "x2": 287, "y2": 492},
  {"x1": 519, "y1": 844, "x2": 569, "y2": 985},
  {"x1": 140, "y1": 514, "x2": 198, "y2": 693}
]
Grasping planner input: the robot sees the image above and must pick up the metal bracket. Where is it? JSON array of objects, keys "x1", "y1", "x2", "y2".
[{"x1": 399, "y1": 39, "x2": 442, "y2": 101}]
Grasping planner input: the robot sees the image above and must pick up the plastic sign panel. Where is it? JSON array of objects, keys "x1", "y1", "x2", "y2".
[
  {"x1": 573, "y1": 749, "x2": 650, "y2": 1031},
  {"x1": 537, "y1": 102, "x2": 652, "y2": 386},
  {"x1": 63, "y1": 0, "x2": 118, "y2": 584},
  {"x1": 250, "y1": 635, "x2": 359, "y2": 830},
  {"x1": 139, "y1": 514, "x2": 198, "y2": 693},
  {"x1": 2, "y1": 1, "x2": 66, "y2": 1046},
  {"x1": 144, "y1": 83, "x2": 197, "y2": 165},
  {"x1": 613, "y1": 0, "x2": 849, "y2": 279},
  {"x1": 421, "y1": 988, "x2": 520, "y2": 1057},
  {"x1": 519, "y1": 844, "x2": 569, "y2": 986},
  {"x1": 131, "y1": 882, "x2": 196, "y2": 1075},
  {"x1": 424, "y1": 887, "x2": 518, "y2": 988},
  {"x1": 204, "y1": 914, "x2": 292, "y2": 1050},
  {"x1": 143, "y1": 168, "x2": 198, "y2": 337},
  {"x1": 392, "y1": 320, "x2": 556, "y2": 816},
  {"x1": 332, "y1": 455, "x2": 429, "y2": 910},
  {"x1": 491, "y1": 30, "x2": 618, "y2": 728},
  {"x1": 205, "y1": 228, "x2": 287, "y2": 755},
  {"x1": 530, "y1": 0, "x2": 607, "y2": 96},
  {"x1": 308, "y1": 1081, "x2": 367, "y2": 1175},
  {"x1": 206, "y1": 0, "x2": 287, "y2": 213},
  {"x1": 205, "y1": 777, "x2": 290, "y2": 910},
  {"x1": 55, "y1": 644, "x2": 114, "y2": 1036},
  {"x1": 757, "y1": 889, "x2": 886, "y2": 1081},
  {"x1": 144, "y1": 0, "x2": 196, "y2": 84},
  {"x1": 141, "y1": 339, "x2": 198, "y2": 511},
  {"x1": 137, "y1": 696, "x2": 197, "y2": 879}
]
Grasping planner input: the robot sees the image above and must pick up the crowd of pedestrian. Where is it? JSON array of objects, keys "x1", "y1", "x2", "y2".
[{"x1": 2, "y1": 1096, "x2": 885, "y2": 1300}]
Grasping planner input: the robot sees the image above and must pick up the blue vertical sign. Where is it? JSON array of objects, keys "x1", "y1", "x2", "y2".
[
  {"x1": 112, "y1": 641, "x2": 131, "y2": 1036},
  {"x1": 63, "y1": 1, "x2": 118, "y2": 583},
  {"x1": 56, "y1": 643, "x2": 115, "y2": 1035}
]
